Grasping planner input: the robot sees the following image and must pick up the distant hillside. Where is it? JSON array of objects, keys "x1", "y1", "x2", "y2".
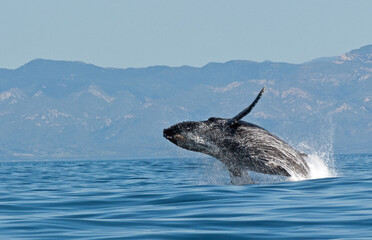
[{"x1": 0, "y1": 45, "x2": 371, "y2": 160}]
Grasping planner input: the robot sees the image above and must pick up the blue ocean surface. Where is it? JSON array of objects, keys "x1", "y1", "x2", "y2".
[{"x1": 0, "y1": 154, "x2": 371, "y2": 239}]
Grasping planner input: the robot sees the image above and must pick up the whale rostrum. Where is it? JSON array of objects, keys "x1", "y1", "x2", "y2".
[{"x1": 163, "y1": 86, "x2": 310, "y2": 184}]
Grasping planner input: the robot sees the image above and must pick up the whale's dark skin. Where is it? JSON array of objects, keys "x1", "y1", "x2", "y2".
[{"x1": 163, "y1": 87, "x2": 310, "y2": 183}]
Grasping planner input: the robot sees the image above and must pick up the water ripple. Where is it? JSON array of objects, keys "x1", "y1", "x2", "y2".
[{"x1": 0, "y1": 155, "x2": 371, "y2": 239}]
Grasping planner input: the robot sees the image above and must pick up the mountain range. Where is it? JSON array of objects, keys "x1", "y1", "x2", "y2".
[{"x1": 0, "y1": 45, "x2": 371, "y2": 160}]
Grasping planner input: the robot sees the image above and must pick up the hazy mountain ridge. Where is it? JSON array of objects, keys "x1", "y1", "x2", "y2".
[{"x1": 0, "y1": 45, "x2": 371, "y2": 160}]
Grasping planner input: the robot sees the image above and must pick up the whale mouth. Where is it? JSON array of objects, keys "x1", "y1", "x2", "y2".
[
  {"x1": 163, "y1": 128, "x2": 176, "y2": 141},
  {"x1": 163, "y1": 128, "x2": 185, "y2": 144}
]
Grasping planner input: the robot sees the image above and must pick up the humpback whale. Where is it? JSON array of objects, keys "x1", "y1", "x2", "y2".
[{"x1": 163, "y1": 87, "x2": 310, "y2": 184}]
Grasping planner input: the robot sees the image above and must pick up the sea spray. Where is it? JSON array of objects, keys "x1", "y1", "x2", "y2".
[
  {"x1": 200, "y1": 157, "x2": 230, "y2": 185},
  {"x1": 306, "y1": 154, "x2": 333, "y2": 179},
  {"x1": 295, "y1": 113, "x2": 337, "y2": 179}
]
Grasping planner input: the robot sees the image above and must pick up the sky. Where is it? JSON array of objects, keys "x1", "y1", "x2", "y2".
[{"x1": 1, "y1": 0, "x2": 372, "y2": 69}]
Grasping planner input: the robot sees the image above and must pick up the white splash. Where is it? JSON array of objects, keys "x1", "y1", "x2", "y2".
[
  {"x1": 293, "y1": 115, "x2": 337, "y2": 180},
  {"x1": 306, "y1": 154, "x2": 334, "y2": 179},
  {"x1": 284, "y1": 151, "x2": 336, "y2": 182}
]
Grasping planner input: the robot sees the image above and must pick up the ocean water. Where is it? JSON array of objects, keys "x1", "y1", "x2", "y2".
[{"x1": 0, "y1": 154, "x2": 371, "y2": 239}]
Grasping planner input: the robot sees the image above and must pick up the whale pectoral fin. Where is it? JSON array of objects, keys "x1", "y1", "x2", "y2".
[{"x1": 228, "y1": 86, "x2": 265, "y2": 125}]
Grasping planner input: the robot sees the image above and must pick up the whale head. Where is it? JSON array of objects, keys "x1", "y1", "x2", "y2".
[{"x1": 163, "y1": 117, "x2": 232, "y2": 156}]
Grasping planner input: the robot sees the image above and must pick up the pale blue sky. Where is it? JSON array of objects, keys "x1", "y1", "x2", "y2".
[{"x1": 1, "y1": 0, "x2": 372, "y2": 69}]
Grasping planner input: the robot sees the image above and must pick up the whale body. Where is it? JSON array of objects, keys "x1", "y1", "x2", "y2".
[{"x1": 163, "y1": 87, "x2": 310, "y2": 184}]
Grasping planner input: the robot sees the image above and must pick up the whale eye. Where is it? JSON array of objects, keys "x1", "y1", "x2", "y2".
[{"x1": 208, "y1": 117, "x2": 217, "y2": 122}]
